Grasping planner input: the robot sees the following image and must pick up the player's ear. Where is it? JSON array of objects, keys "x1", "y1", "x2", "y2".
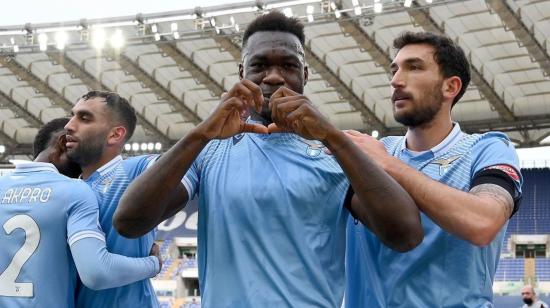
[
  {"x1": 47, "y1": 133, "x2": 66, "y2": 163},
  {"x1": 108, "y1": 125, "x2": 127, "y2": 146},
  {"x1": 55, "y1": 134, "x2": 67, "y2": 154},
  {"x1": 442, "y1": 75, "x2": 461, "y2": 105}
]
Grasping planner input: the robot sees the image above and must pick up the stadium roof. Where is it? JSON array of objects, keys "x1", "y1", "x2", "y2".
[{"x1": 0, "y1": 0, "x2": 549, "y2": 161}]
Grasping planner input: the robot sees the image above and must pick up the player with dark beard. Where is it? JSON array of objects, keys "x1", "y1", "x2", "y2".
[{"x1": 344, "y1": 31, "x2": 523, "y2": 307}]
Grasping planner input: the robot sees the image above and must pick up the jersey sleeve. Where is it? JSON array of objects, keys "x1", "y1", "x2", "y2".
[
  {"x1": 66, "y1": 181, "x2": 104, "y2": 246},
  {"x1": 70, "y1": 237, "x2": 159, "y2": 290},
  {"x1": 182, "y1": 141, "x2": 213, "y2": 199},
  {"x1": 470, "y1": 132, "x2": 523, "y2": 199},
  {"x1": 141, "y1": 152, "x2": 200, "y2": 200}
]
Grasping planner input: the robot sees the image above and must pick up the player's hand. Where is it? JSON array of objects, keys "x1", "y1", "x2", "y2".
[
  {"x1": 342, "y1": 130, "x2": 392, "y2": 169},
  {"x1": 195, "y1": 80, "x2": 268, "y2": 140},
  {"x1": 267, "y1": 87, "x2": 335, "y2": 141},
  {"x1": 149, "y1": 243, "x2": 162, "y2": 274}
]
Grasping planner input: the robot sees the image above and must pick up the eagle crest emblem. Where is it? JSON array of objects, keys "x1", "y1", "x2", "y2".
[{"x1": 431, "y1": 155, "x2": 462, "y2": 175}]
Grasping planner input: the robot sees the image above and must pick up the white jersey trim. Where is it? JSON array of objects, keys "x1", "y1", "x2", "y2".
[{"x1": 68, "y1": 230, "x2": 106, "y2": 247}]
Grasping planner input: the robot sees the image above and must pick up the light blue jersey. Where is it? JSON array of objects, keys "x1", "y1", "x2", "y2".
[
  {"x1": 0, "y1": 162, "x2": 103, "y2": 308},
  {"x1": 77, "y1": 155, "x2": 159, "y2": 308},
  {"x1": 183, "y1": 133, "x2": 350, "y2": 307},
  {"x1": 346, "y1": 124, "x2": 523, "y2": 308}
]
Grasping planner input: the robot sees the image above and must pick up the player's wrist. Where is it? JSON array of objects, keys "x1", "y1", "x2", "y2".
[
  {"x1": 321, "y1": 128, "x2": 348, "y2": 152},
  {"x1": 151, "y1": 256, "x2": 162, "y2": 275},
  {"x1": 189, "y1": 125, "x2": 214, "y2": 143}
]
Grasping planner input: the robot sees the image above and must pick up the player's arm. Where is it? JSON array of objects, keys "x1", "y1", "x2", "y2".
[
  {"x1": 67, "y1": 185, "x2": 161, "y2": 289},
  {"x1": 383, "y1": 160, "x2": 519, "y2": 246},
  {"x1": 345, "y1": 131, "x2": 521, "y2": 246},
  {"x1": 326, "y1": 131, "x2": 422, "y2": 252},
  {"x1": 268, "y1": 87, "x2": 423, "y2": 252},
  {"x1": 70, "y1": 236, "x2": 161, "y2": 290},
  {"x1": 114, "y1": 80, "x2": 266, "y2": 238}
]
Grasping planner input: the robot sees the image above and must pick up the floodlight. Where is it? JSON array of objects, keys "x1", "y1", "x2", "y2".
[
  {"x1": 374, "y1": 2, "x2": 383, "y2": 13},
  {"x1": 110, "y1": 29, "x2": 124, "y2": 49},
  {"x1": 55, "y1": 31, "x2": 68, "y2": 50},
  {"x1": 92, "y1": 28, "x2": 106, "y2": 50},
  {"x1": 283, "y1": 7, "x2": 293, "y2": 17},
  {"x1": 38, "y1": 33, "x2": 48, "y2": 51}
]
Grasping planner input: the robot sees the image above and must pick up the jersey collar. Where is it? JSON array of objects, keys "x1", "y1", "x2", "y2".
[
  {"x1": 399, "y1": 122, "x2": 463, "y2": 158},
  {"x1": 86, "y1": 155, "x2": 123, "y2": 180},
  {"x1": 13, "y1": 161, "x2": 59, "y2": 174}
]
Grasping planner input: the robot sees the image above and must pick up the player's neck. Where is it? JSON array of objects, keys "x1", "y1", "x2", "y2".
[
  {"x1": 249, "y1": 107, "x2": 272, "y2": 126},
  {"x1": 80, "y1": 152, "x2": 120, "y2": 180},
  {"x1": 34, "y1": 150, "x2": 51, "y2": 164},
  {"x1": 405, "y1": 112, "x2": 453, "y2": 152}
]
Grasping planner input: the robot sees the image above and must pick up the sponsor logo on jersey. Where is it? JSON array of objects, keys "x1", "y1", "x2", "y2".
[{"x1": 232, "y1": 133, "x2": 245, "y2": 145}]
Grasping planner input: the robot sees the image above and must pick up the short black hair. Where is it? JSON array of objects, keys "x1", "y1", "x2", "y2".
[
  {"x1": 393, "y1": 31, "x2": 471, "y2": 106},
  {"x1": 242, "y1": 11, "x2": 305, "y2": 49},
  {"x1": 80, "y1": 90, "x2": 137, "y2": 141},
  {"x1": 33, "y1": 118, "x2": 69, "y2": 158}
]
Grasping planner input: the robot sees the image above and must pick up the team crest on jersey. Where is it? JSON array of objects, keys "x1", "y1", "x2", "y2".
[
  {"x1": 232, "y1": 133, "x2": 245, "y2": 145},
  {"x1": 99, "y1": 178, "x2": 113, "y2": 194},
  {"x1": 298, "y1": 139, "x2": 325, "y2": 157},
  {"x1": 431, "y1": 155, "x2": 462, "y2": 175}
]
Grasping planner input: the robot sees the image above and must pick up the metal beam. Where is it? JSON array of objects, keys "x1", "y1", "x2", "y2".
[
  {"x1": 408, "y1": 3, "x2": 516, "y2": 122},
  {"x1": 336, "y1": 18, "x2": 393, "y2": 72},
  {"x1": 46, "y1": 51, "x2": 173, "y2": 145},
  {"x1": 111, "y1": 50, "x2": 202, "y2": 124},
  {"x1": 304, "y1": 45, "x2": 387, "y2": 132},
  {"x1": 212, "y1": 35, "x2": 242, "y2": 62},
  {"x1": 0, "y1": 55, "x2": 73, "y2": 114},
  {"x1": 0, "y1": 90, "x2": 42, "y2": 127},
  {"x1": 333, "y1": 11, "x2": 396, "y2": 131},
  {"x1": 486, "y1": 0, "x2": 550, "y2": 77}
]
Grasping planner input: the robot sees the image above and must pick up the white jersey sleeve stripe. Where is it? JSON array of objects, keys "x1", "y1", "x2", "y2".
[
  {"x1": 68, "y1": 230, "x2": 106, "y2": 247},
  {"x1": 182, "y1": 176, "x2": 195, "y2": 199}
]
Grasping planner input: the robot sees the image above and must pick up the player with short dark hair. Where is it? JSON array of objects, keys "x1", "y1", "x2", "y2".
[
  {"x1": 114, "y1": 11, "x2": 423, "y2": 307},
  {"x1": 64, "y1": 91, "x2": 172, "y2": 308},
  {"x1": 344, "y1": 31, "x2": 522, "y2": 307},
  {"x1": 0, "y1": 118, "x2": 160, "y2": 308}
]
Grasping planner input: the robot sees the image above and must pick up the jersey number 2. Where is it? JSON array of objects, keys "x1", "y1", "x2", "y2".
[{"x1": 0, "y1": 215, "x2": 40, "y2": 297}]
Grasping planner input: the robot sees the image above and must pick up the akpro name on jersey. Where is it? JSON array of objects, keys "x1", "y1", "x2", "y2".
[{"x1": 1, "y1": 187, "x2": 52, "y2": 204}]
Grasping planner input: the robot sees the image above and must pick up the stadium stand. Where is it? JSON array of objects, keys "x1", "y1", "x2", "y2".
[{"x1": 493, "y1": 168, "x2": 550, "y2": 307}]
